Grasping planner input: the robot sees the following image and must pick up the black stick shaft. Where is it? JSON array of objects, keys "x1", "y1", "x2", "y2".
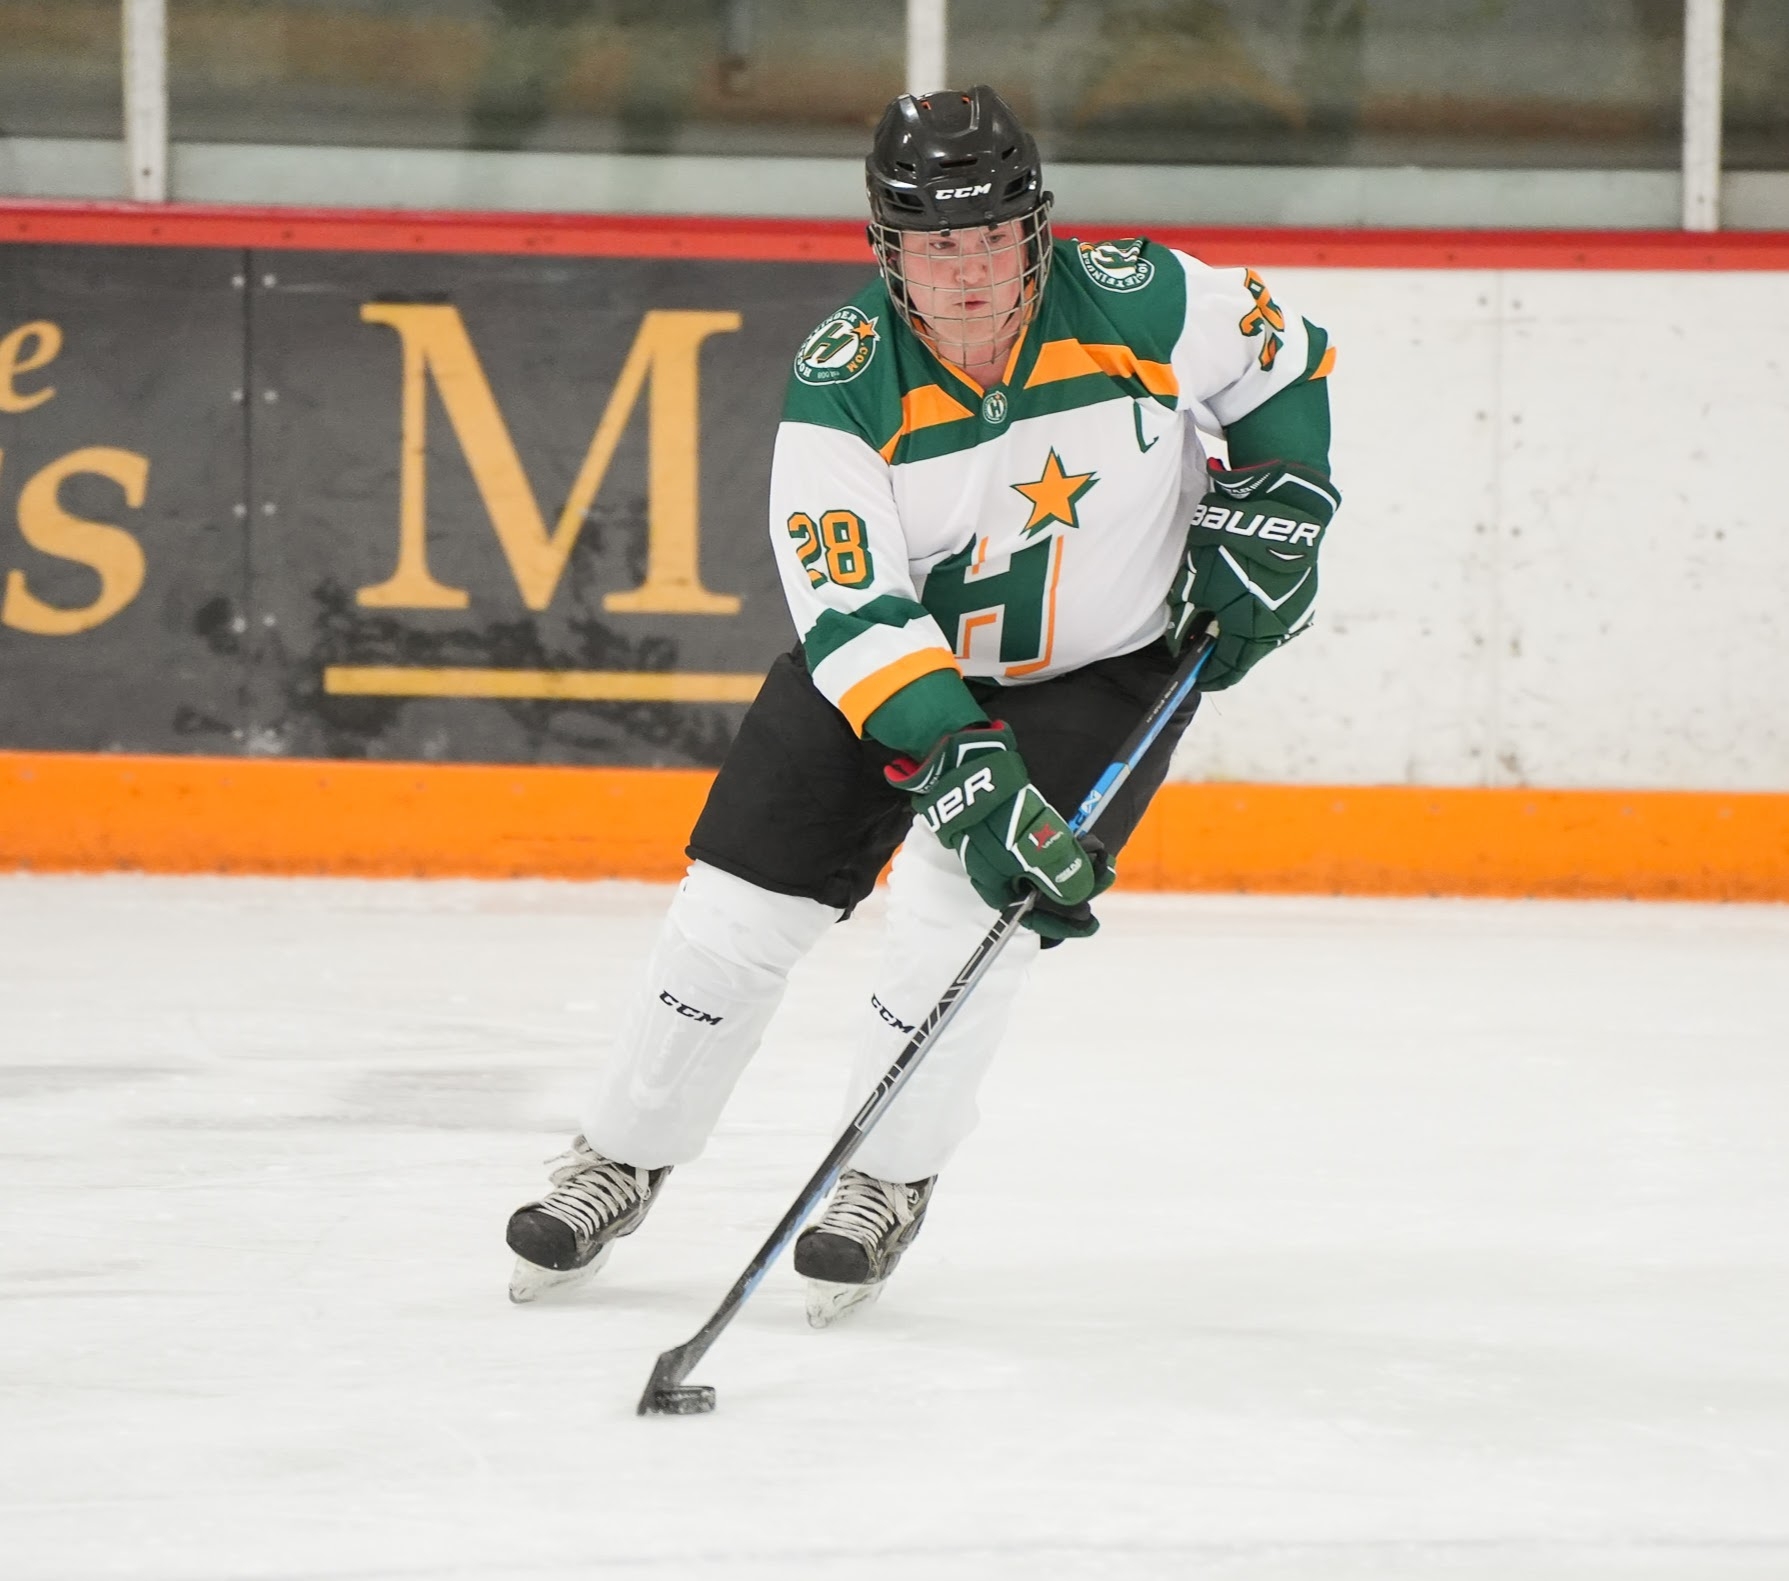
[{"x1": 637, "y1": 622, "x2": 1217, "y2": 1412}]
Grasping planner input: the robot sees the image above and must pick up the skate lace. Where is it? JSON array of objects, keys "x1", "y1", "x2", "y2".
[
  {"x1": 819, "y1": 1170, "x2": 918, "y2": 1248},
  {"x1": 536, "y1": 1145, "x2": 651, "y2": 1242}
]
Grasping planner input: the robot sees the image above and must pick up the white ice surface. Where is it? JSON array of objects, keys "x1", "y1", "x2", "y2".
[{"x1": 2, "y1": 875, "x2": 1787, "y2": 1581}]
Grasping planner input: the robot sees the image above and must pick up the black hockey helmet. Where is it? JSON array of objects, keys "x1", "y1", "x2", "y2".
[
  {"x1": 865, "y1": 86, "x2": 1054, "y2": 363},
  {"x1": 866, "y1": 84, "x2": 1049, "y2": 233}
]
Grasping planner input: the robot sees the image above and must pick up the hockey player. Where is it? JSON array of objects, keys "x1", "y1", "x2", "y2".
[{"x1": 507, "y1": 86, "x2": 1339, "y2": 1322}]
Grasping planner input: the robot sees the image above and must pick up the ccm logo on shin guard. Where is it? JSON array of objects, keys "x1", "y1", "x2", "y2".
[
  {"x1": 922, "y1": 766, "x2": 998, "y2": 833},
  {"x1": 658, "y1": 991, "x2": 723, "y2": 1025},
  {"x1": 870, "y1": 994, "x2": 915, "y2": 1034}
]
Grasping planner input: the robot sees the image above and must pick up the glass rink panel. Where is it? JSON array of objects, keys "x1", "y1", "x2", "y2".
[
  {"x1": 0, "y1": 0, "x2": 125, "y2": 140},
  {"x1": 954, "y1": 0, "x2": 1690, "y2": 171},
  {"x1": 166, "y1": 0, "x2": 904, "y2": 156},
  {"x1": 1725, "y1": 0, "x2": 1789, "y2": 171}
]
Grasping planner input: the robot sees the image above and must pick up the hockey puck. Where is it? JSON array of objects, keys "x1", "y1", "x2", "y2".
[{"x1": 643, "y1": 1384, "x2": 716, "y2": 1416}]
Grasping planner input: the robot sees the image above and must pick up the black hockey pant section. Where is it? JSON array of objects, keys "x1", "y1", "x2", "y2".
[{"x1": 688, "y1": 643, "x2": 1202, "y2": 916}]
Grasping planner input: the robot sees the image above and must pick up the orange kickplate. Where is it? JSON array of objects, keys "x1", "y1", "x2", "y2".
[{"x1": 2, "y1": 752, "x2": 1785, "y2": 900}]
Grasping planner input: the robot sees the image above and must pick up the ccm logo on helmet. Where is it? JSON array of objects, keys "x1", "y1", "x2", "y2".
[{"x1": 936, "y1": 183, "x2": 993, "y2": 199}]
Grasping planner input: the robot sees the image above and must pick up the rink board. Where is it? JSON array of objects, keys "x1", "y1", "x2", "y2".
[
  {"x1": 2, "y1": 203, "x2": 1787, "y2": 896},
  {"x1": 0, "y1": 232, "x2": 850, "y2": 765}
]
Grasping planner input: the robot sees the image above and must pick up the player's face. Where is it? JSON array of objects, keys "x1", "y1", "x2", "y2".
[{"x1": 899, "y1": 221, "x2": 1028, "y2": 370}]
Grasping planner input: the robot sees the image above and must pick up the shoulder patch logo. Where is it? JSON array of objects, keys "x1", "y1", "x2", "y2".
[
  {"x1": 795, "y1": 306, "x2": 879, "y2": 385},
  {"x1": 1078, "y1": 239, "x2": 1155, "y2": 294}
]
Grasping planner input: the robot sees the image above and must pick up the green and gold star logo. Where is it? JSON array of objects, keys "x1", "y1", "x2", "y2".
[{"x1": 1011, "y1": 449, "x2": 1098, "y2": 536}]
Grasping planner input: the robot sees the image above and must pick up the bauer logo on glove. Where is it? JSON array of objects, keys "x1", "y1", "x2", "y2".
[
  {"x1": 1188, "y1": 500, "x2": 1322, "y2": 547},
  {"x1": 918, "y1": 765, "x2": 1000, "y2": 835},
  {"x1": 1166, "y1": 458, "x2": 1340, "y2": 690},
  {"x1": 887, "y1": 723, "x2": 1112, "y2": 940}
]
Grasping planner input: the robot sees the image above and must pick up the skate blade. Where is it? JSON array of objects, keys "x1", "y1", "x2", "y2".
[
  {"x1": 508, "y1": 1243, "x2": 612, "y2": 1304},
  {"x1": 805, "y1": 1277, "x2": 885, "y2": 1329}
]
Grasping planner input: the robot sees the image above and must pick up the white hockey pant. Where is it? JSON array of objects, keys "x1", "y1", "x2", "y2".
[{"x1": 581, "y1": 835, "x2": 1039, "y2": 1182}]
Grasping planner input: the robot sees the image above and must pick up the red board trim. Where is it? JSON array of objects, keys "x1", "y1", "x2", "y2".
[
  {"x1": 4, "y1": 199, "x2": 1789, "y2": 269},
  {"x1": 1, "y1": 201, "x2": 875, "y2": 262}
]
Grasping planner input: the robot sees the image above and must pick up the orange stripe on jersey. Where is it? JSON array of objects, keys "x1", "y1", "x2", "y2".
[
  {"x1": 1311, "y1": 344, "x2": 1337, "y2": 380},
  {"x1": 1024, "y1": 339, "x2": 1178, "y2": 397},
  {"x1": 838, "y1": 647, "x2": 961, "y2": 733},
  {"x1": 958, "y1": 610, "x2": 999, "y2": 660},
  {"x1": 877, "y1": 385, "x2": 977, "y2": 461},
  {"x1": 999, "y1": 321, "x2": 1032, "y2": 388},
  {"x1": 1002, "y1": 536, "x2": 1066, "y2": 678}
]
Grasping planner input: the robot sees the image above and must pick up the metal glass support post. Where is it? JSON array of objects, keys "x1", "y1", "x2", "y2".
[
  {"x1": 122, "y1": 0, "x2": 169, "y2": 201},
  {"x1": 1682, "y1": 0, "x2": 1725, "y2": 231},
  {"x1": 906, "y1": 0, "x2": 947, "y2": 97}
]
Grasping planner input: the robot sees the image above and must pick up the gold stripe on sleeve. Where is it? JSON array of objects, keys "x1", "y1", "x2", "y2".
[{"x1": 838, "y1": 647, "x2": 961, "y2": 733}]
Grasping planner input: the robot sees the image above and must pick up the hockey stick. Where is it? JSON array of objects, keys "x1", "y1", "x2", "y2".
[{"x1": 638, "y1": 616, "x2": 1219, "y2": 1415}]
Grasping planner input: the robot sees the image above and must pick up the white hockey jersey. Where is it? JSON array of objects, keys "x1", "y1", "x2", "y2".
[{"x1": 769, "y1": 236, "x2": 1334, "y2": 752}]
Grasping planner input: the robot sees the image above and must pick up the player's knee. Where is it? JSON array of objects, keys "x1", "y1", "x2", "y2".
[
  {"x1": 666, "y1": 861, "x2": 840, "y2": 979},
  {"x1": 886, "y1": 831, "x2": 1039, "y2": 951}
]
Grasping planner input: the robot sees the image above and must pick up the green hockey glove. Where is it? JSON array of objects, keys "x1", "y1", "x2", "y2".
[
  {"x1": 1167, "y1": 459, "x2": 1340, "y2": 690},
  {"x1": 887, "y1": 723, "x2": 1113, "y2": 940}
]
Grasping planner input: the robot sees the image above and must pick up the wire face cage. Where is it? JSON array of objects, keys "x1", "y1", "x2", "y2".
[{"x1": 868, "y1": 202, "x2": 1053, "y2": 377}]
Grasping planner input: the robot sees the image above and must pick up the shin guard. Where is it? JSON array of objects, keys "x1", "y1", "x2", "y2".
[
  {"x1": 582, "y1": 863, "x2": 839, "y2": 1167},
  {"x1": 847, "y1": 831, "x2": 1040, "y2": 1183}
]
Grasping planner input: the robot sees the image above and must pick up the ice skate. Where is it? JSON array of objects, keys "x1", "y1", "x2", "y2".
[
  {"x1": 506, "y1": 1137, "x2": 670, "y2": 1303},
  {"x1": 794, "y1": 1169, "x2": 935, "y2": 1328}
]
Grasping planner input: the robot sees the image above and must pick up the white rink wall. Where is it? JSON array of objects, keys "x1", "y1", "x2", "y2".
[{"x1": 1178, "y1": 267, "x2": 1789, "y2": 793}]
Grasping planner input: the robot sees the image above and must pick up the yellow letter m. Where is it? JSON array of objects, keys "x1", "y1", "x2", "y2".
[{"x1": 357, "y1": 304, "x2": 742, "y2": 614}]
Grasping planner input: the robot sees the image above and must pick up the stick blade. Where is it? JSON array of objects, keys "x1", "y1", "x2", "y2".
[{"x1": 637, "y1": 1340, "x2": 714, "y2": 1416}]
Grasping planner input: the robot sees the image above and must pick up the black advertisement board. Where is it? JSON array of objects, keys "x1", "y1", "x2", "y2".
[{"x1": 0, "y1": 241, "x2": 869, "y2": 765}]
